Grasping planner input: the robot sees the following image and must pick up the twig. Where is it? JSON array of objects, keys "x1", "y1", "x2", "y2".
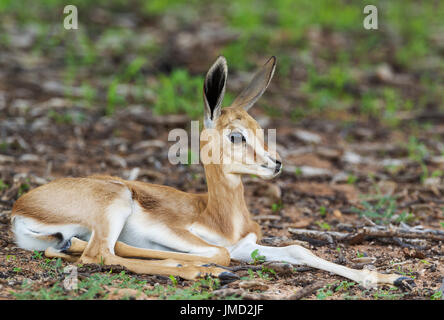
[
  {"x1": 252, "y1": 215, "x2": 281, "y2": 221},
  {"x1": 289, "y1": 224, "x2": 444, "y2": 245},
  {"x1": 288, "y1": 281, "x2": 327, "y2": 300},
  {"x1": 225, "y1": 265, "x2": 263, "y2": 272}
]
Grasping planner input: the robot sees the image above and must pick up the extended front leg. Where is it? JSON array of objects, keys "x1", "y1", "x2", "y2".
[{"x1": 228, "y1": 233, "x2": 414, "y2": 288}]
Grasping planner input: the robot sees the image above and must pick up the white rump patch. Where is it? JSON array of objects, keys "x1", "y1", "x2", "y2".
[{"x1": 12, "y1": 215, "x2": 90, "y2": 251}]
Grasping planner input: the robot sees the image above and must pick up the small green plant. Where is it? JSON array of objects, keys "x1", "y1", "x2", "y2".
[
  {"x1": 0, "y1": 141, "x2": 8, "y2": 152},
  {"x1": 356, "y1": 250, "x2": 365, "y2": 258},
  {"x1": 0, "y1": 179, "x2": 9, "y2": 192},
  {"x1": 246, "y1": 268, "x2": 255, "y2": 280},
  {"x1": 407, "y1": 136, "x2": 429, "y2": 183},
  {"x1": 122, "y1": 57, "x2": 146, "y2": 81},
  {"x1": 430, "y1": 290, "x2": 442, "y2": 300},
  {"x1": 256, "y1": 266, "x2": 276, "y2": 280},
  {"x1": 347, "y1": 174, "x2": 358, "y2": 184},
  {"x1": 395, "y1": 266, "x2": 416, "y2": 280},
  {"x1": 18, "y1": 181, "x2": 30, "y2": 196},
  {"x1": 335, "y1": 281, "x2": 355, "y2": 292},
  {"x1": 431, "y1": 170, "x2": 443, "y2": 178},
  {"x1": 80, "y1": 82, "x2": 97, "y2": 108},
  {"x1": 169, "y1": 275, "x2": 178, "y2": 286},
  {"x1": 32, "y1": 251, "x2": 43, "y2": 260},
  {"x1": 271, "y1": 201, "x2": 283, "y2": 212},
  {"x1": 316, "y1": 284, "x2": 334, "y2": 300},
  {"x1": 294, "y1": 167, "x2": 302, "y2": 176},
  {"x1": 250, "y1": 249, "x2": 266, "y2": 265},
  {"x1": 13, "y1": 267, "x2": 22, "y2": 273},
  {"x1": 319, "y1": 206, "x2": 327, "y2": 217},
  {"x1": 316, "y1": 221, "x2": 331, "y2": 230},
  {"x1": 106, "y1": 78, "x2": 126, "y2": 116}
]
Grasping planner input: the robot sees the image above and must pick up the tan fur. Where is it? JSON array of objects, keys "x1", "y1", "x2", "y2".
[{"x1": 12, "y1": 177, "x2": 125, "y2": 226}]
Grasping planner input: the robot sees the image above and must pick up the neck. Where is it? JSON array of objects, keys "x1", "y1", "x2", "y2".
[{"x1": 199, "y1": 164, "x2": 251, "y2": 241}]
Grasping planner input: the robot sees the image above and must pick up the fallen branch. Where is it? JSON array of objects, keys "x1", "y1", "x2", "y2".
[
  {"x1": 289, "y1": 223, "x2": 444, "y2": 245},
  {"x1": 288, "y1": 281, "x2": 327, "y2": 300},
  {"x1": 212, "y1": 288, "x2": 272, "y2": 300}
]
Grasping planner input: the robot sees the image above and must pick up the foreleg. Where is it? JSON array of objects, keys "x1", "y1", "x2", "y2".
[{"x1": 228, "y1": 233, "x2": 413, "y2": 288}]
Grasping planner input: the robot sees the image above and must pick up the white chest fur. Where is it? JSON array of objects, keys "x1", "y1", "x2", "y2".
[{"x1": 188, "y1": 223, "x2": 232, "y2": 247}]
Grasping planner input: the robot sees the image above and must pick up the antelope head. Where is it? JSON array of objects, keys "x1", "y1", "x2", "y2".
[{"x1": 200, "y1": 56, "x2": 281, "y2": 180}]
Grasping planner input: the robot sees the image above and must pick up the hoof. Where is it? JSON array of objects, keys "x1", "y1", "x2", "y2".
[
  {"x1": 60, "y1": 239, "x2": 72, "y2": 253},
  {"x1": 394, "y1": 276, "x2": 416, "y2": 291},
  {"x1": 218, "y1": 271, "x2": 240, "y2": 283}
]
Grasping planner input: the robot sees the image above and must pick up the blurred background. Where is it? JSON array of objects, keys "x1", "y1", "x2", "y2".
[{"x1": 0, "y1": 0, "x2": 443, "y2": 300}]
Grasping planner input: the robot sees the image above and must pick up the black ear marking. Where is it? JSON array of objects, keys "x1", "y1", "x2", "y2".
[
  {"x1": 203, "y1": 56, "x2": 227, "y2": 125},
  {"x1": 204, "y1": 65, "x2": 226, "y2": 119}
]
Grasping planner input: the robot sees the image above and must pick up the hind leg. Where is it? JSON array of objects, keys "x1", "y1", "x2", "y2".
[
  {"x1": 64, "y1": 235, "x2": 230, "y2": 266},
  {"x1": 77, "y1": 233, "x2": 234, "y2": 280},
  {"x1": 44, "y1": 246, "x2": 79, "y2": 263},
  {"x1": 75, "y1": 192, "x2": 236, "y2": 281}
]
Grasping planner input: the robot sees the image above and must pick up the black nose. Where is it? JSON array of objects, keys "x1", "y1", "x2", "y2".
[{"x1": 275, "y1": 160, "x2": 282, "y2": 173}]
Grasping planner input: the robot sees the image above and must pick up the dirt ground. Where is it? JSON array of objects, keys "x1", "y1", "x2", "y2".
[{"x1": 0, "y1": 105, "x2": 443, "y2": 299}]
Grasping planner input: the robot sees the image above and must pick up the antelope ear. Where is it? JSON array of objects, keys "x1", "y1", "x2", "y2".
[
  {"x1": 232, "y1": 56, "x2": 276, "y2": 111},
  {"x1": 203, "y1": 56, "x2": 227, "y2": 128}
]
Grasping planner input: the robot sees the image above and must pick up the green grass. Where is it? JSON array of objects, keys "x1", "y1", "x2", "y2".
[
  {"x1": 242, "y1": 266, "x2": 277, "y2": 282},
  {"x1": 17, "y1": 181, "x2": 30, "y2": 197},
  {"x1": 13, "y1": 271, "x2": 148, "y2": 300},
  {"x1": 271, "y1": 201, "x2": 283, "y2": 212},
  {"x1": 153, "y1": 69, "x2": 203, "y2": 118},
  {"x1": 13, "y1": 269, "x2": 223, "y2": 300},
  {"x1": 353, "y1": 194, "x2": 415, "y2": 225},
  {"x1": 315, "y1": 221, "x2": 331, "y2": 231},
  {"x1": 406, "y1": 136, "x2": 430, "y2": 183},
  {"x1": 314, "y1": 281, "x2": 408, "y2": 300},
  {"x1": 0, "y1": 179, "x2": 9, "y2": 192},
  {"x1": 12, "y1": 258, "x2": 230, "y2": 300},
  {"x1": 1, "y1": 0, "x2": 443, "y2": 121},
  {"x1": 430, "y1": 290, "x2": 442, "y2": 300},
  {"x1": 372, "y1": 287, "x2": 407, "y2": 300}
]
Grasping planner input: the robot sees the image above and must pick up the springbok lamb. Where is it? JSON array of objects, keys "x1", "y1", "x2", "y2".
[{"x1": 11, "y1": 56, "x2": 413, "y2": 288}]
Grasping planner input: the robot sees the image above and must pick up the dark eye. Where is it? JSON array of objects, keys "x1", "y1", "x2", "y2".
[{"x1": 229, "y1": 132, "x2": 246, "y2": 144}]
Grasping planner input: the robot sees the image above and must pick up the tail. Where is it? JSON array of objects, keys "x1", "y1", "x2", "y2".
[{"x1": 12, "y1": 215, "x2": 68, "y2": 251}]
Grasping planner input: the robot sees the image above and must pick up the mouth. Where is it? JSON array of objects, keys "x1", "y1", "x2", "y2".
[{"x1": 260, "y1": 164, "x2": 282, "y2": 179}]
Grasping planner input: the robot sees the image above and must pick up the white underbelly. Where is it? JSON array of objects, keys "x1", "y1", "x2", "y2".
[
  {"x1": 118, "y1": 203, "x2": 191, "y2": 252},
  {"x1": 118, "y1": 215, "x2": 176, "y2": 252}
]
